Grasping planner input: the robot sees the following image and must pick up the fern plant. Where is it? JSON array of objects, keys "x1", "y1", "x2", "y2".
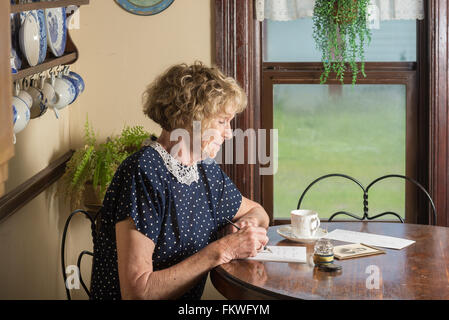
[
  {"x1": 312, "y1": 0, "x2": 372, "y2": 85},
  {"x1": 58, "y1": 117, "x2": 154, "y2": 210}
]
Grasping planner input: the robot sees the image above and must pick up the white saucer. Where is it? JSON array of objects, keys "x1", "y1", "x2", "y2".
[{"x1": 277, "y1": 225, "x2": 328, "y2": 243}]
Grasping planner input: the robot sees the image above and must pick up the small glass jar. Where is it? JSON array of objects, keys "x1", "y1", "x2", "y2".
[{"x1": 313, "y1": 238, "x2": 334, "y2": 265}]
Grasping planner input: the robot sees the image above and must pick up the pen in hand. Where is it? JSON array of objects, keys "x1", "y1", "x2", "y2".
[{"x1": 224, "y1": 217, "x2": 271, "y2": 253}]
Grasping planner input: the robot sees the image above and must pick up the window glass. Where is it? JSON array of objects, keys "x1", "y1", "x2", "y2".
[
  {"x1": 273, "y1": 84, "x2": 406, "y2": 220},
  {"x1": 264, "y1": 18, "x2": 416, "y2": 62}
]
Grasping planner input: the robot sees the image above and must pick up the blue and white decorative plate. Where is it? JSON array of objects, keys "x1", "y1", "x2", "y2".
[
  {"x1": 11, "y1": 47, "x2": 21, "y2": 71},
  {"x1": 29, "y1": 10, "x2": 47, "y2": 64},
  {"x1": 115, "y1": 0, "x2": 174, "y2": 16},
  {"x1": 45, "y1": 7, "x2": 67, "y2": 57},
  {"x1": 10, "y1": 13, "x2": 22, "y2": 70}
]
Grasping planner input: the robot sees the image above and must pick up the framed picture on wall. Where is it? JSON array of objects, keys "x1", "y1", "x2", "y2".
[{"x1": 115, "y1": 0, "x2": 174, "y2": 16}]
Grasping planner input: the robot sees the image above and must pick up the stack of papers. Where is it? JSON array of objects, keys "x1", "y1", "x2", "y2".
[
  {"x1": 323, "y1": 229, "x2": 415, "y2": 250},
  {"x1": 244, "y1": 229, "x2": 414, "y2": 264},
  {"x1": 246, "y1": 246, "x2": 307, "y2": 263}
]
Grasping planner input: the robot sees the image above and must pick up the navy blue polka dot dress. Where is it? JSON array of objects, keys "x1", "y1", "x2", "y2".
[{"x1": 90, "y1": 141, "x2": 242, "y2": 300}]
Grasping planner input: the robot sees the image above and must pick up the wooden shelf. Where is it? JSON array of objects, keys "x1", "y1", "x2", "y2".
[
  {"x1": 12, "y1": 52, "x2": 77, "y2": 81},
  {"x1": 10, "y1": 0, "x2": 89, "y2": 13},
  {"x1": 10, "y1": 0, "x2": 90, "y2": 80},
  {"x1": 0, "y1": 1, "x2": 90, "y2": 223},
  {"x1": 0, "y1": 150, "x2": 74, "y2": 223}
]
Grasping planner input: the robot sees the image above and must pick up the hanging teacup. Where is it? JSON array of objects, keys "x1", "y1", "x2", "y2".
[
  {"x1": 50, "y1": 68, "x2": 77, "y2": 118},
  {"x1": 12, "y1": 81, "x2": 31, "y2": 141},
  {"x1": 27, "y1": 77, "x2": 48, "y2": 119}
]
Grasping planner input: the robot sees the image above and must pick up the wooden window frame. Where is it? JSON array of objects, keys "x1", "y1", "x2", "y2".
[
  {"x1": 215, "y1": 0, "x2": 448, "y2": 227},
  {"x1": 261, "y1": 63, "x2": 421, "y2": 225}
]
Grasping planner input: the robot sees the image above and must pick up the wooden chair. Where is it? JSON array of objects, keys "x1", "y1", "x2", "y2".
[{"x1": 297, "y1": 174, "x2": 437, "y2": 225}]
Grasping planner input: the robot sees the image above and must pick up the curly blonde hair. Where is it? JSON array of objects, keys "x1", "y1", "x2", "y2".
[{"x1": 143, "y1": 62, "x2": 247, "y2": 131}]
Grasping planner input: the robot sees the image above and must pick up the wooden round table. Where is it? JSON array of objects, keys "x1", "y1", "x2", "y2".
[{"x1": 210, "y1": 222, "x2": 449, "y2": 300}]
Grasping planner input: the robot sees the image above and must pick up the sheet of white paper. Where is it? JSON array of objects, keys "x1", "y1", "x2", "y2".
[
  {"x1": 246, "y1": 246, "x2": 307, "y2": 263},
  {"x1": 323, "y1": 229, "x2": 415, "y2": 250}
]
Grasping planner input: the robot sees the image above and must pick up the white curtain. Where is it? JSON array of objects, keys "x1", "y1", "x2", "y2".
[{"x1": 256, "y1": 0, "x2": 425, "y2": 22}]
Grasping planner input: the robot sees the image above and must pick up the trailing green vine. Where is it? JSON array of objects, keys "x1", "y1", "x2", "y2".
[{"x1": 312, "y1": 0, "x2": 371, "y2": 85}]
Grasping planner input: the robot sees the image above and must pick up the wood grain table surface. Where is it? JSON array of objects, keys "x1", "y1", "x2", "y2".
[{"x1": 210, "y1": 222, "x2": 449, "y2": 300}]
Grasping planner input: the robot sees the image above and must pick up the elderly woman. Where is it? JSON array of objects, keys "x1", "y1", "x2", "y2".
[{"x1": 90, "y1": 62, "x2": 270, "y2": 300}]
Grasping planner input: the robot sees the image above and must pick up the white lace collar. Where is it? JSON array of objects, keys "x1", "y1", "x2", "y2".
[{"x1": 145, "y1": 140, "x2": 199, "y2": 186}]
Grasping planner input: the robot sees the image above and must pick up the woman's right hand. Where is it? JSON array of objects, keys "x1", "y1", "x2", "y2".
[{"x1": 215, "y1": 226, "x2": 269, "y2": 265}]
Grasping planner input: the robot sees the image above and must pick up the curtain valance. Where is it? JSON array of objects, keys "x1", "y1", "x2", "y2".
[{"x1": 256, "y1": 0, "x2": 425, "y2": 22}]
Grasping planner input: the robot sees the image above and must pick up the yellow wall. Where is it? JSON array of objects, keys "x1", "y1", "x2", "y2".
[
  {"x1": 0, "y1": 0, "x2": 225, "y2": 300},
  {"x1": 69, "y1": 0, "x2": 214, "y2": 146},
  {"x1": 1, "y1": 72, "x2": 73, "y2": 299}
]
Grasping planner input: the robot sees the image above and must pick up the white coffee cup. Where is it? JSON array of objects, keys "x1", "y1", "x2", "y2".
[{"x1": 291, "y1": 209, "x2": 320, "y2": 238}]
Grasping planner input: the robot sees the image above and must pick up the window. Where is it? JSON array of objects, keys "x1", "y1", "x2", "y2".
[
  {"x1": 216, "y1": 0, "x2": 449, "y2": 227},
  {"x1": 265, "y1": 18, "x2": 417, "y2": 62},
  {"x1": 261, "y1": 18, "x2": 422, "y2": 223},
  {"x1": 273, "y1": 84, "x2": 406, "y2": 220}
]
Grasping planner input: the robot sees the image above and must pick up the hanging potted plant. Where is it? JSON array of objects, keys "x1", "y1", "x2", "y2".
[{"x1": 313, "y1": 0, "x2": 372, "y2": 85}]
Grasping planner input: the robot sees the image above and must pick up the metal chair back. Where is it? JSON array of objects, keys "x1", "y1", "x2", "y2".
[
  {"x1": 61, "y1": 209, "x2": 98, "y2": 300},
  {"x1": 297, "y1": 174, "x2": 437, "y2": 225}
]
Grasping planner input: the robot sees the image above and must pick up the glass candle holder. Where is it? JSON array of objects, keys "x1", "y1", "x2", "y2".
[{"x1": 313, "y1": 237, "x2": 334, "y2": 265}]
